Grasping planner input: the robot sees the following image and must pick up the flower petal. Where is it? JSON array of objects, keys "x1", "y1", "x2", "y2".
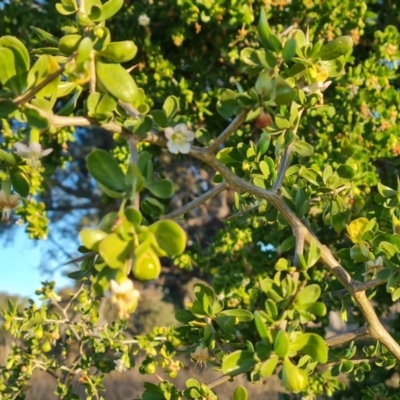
[
  {"x1": 110, "y1": 279, "x2": 120, "y2": 294},
  {"x1": 185, "y1": 130, "x2": 195, "y2": 141},
  {"x1": 14, "y1": 142, "x2": 30, "y2": 157},
  {"x1": 164, "y1": 127, "x2": 174, "y2": 139},
  {"x1": 41, "y1": 148, "x2": 53, "y2": 157},
  {"x1": 167, "y1": 141, "x2": 180, "y2": 154},
  {"x1": 178, "y1": 142, "x2": 191, "y2": 154}
]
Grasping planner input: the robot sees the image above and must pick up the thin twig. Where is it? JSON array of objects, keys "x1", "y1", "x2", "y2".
[
  {"x1": 163, "y1": 183, "x2": 228, "y2": 220},
  {"x1": 273, "y1": 143, "x2": 294, "y2": 191},
  {"x1": 206, "y1": 375, "x2": 232, "y2": 390},
  {"x1": 206, "y1": 110, "x2": 248, "y2": 154},
  {"x1": 325, "y1": 326, "x2": 369, "y2": 347},
  {"x1": 14, "y1": 64, "x2": 67, "y2": 106},
  {"x1": 89, "y1": 50, "x2": 96, "y2": 94}
]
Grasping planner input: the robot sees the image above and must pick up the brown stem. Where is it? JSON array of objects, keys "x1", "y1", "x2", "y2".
[
  {"x1": 325, "y1": 326, "x2": 369, "y2": 347},
  {"x1": 206, "y1": 110, "x2": 248, "y2": 154},
  {"x1": 14, "y1": 64, "x2": 66, "y2": 106},
  {"x1": 163, "y1": 183, "x2": 228, "y2": 220}
]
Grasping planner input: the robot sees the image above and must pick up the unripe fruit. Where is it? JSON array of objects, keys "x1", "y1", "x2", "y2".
[
  {"x1": 168, "y1": 370, "x2": 178, "y2": 379},
  {"x1": 33, "y1": 325, "x2": 44, "y2": 340},
  {"x1": 144, "y1": 362, "x2": 156, "y2": 374},
  {"x1": 133, "y1": 251, "x2": 161, "y2": 281},
  {"x1": 41, "y1": 341, "x2": 52, "y2": 353}
]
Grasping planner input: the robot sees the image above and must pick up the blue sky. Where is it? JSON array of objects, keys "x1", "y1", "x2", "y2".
[{"x1": 1, "y1": 228, "x2": 71, "y2": 298}]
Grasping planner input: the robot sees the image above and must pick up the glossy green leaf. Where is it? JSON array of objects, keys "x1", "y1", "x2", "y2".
[
  {"x1": 219, "y1": 309, "x2": 254, "y2": 322},
  {"x1": 79, "y1": 229, "x2": 107, "y2": 252},
  {"x1": 87, "y1": 149, "x2": 126, "y2": 192},
  {"x1": 145, "y1": 179, "x2": 174, "y2": 199},
  {"x1": 282, "y1": 357, "x2": 308, "y2": 392},
  {"x1": 98, "y1": 232, "x2": 132, "y2": 269},
  {"x1": 162, "y1": 96, "x2": 180, "y2": 119},
  {"x1": 222, "y1": 350, "x2": 256, "y2": 376},
  {"x1": 9, "y1": 170, "x2": 29, "y2": 197},
  {"x1": 293, "y1": 141, "x2": 314, "y2": 157},
  {"x1": 296, "y1": 284, "x2": 321, "y2": 307},
  {"x1": 150, "y1": 110, "x2": 168, "y2": 128},
  {"x1": 233, "y1": 386, "x2": 248, "y2": 400},
  {"x1": 274, "y1": 330, "x2": 289, "y2": 357},
  {"x1": 96, "y1": 0, "x2": 123, "y2": 20},
  {"x1": 96, "y1": 60, "x2": 138, "y2": 103},
  {"x1": 290, "y1": 333, "x2": 328, "y2": 363},
  {"x1": 149, "y1": 220, "x2": 186, "y2": 256},
  {"x1": 141, "y1": 197, "x2": 164, "y2": 218},
  {"x1": 260, "y1": 355, "x2": 279, "y2": 378}
]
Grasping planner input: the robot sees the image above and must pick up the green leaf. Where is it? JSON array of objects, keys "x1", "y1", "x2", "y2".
[
  {"x1": 149, "y1": 220, "x2": 186, "y2": 256},
  {"x1": 306, "y1": 239, "x2": 321, "y2": 268},
  {"x1": 337, "y1": 165, "x2": 355, "y2": 179},
  {"x1": 0, "y1": 149, "x2": 16, "y2": 166},
  {"x1": 293, "y1": 141, "x2": 314, "y2": 157},
  {"x1": 0, "y1": 99, "x2": 18, "y2": 118},
  {"x1": 10, "y1": 170, "x2": 30, "y2": 197},
  {"x1": 150, "y1": 110, "x2": 168, "y2": 128},
  {"x1": 98, "y1": 233, "x2": 132, "y2": 269},
  {"x1": 274, "y1": 115, "x2": 291, "y2": 129},
  {"x1": 87, "y1": 149, "x2": 126, "y2": 192},
  {"x1": 124, "y1": 206, "x2": 142, "y2": 226},
  {"x1": 282, "y1": 357, "x2": 308, "y2": 392},
  {"x1": 79, "y1": 229, "x2": 107, "y2": 251},
  {"x1": 96, "y1": 60, "x2": 138, "y2": 103},
  {"x1": 31, "y1": 27, "x2": 60, "y2": 46},
  {"x1": 296, "y1": 284, "x2": 321, "y2": 306},
  {"x1": 282, "y1": 38, "x2": 297, "y2": 62},
  {"x1": 163, "y1": 96, "x2": 180, "y2": 119},
  {"x1": 233, "y1": 386, "x2": 248, "y2": 400},
  {"x1": 219, "y1": 309, "x2": 254, "y2": 322},
  {"x1": 254, "y1": 311, "x2": 270, "y2": 343},
  {"x1": 222, "y1": 350, "x2": 256, "y2": 376},
  {"x1": 145, "y1": 179, "x2": 174, "y2": 199},
  {"x1": 274, "y1": 330, "x2": 289, "y2": 357},
  {"x1": 0, "y1": 48, "x2": 17, "y2": 90},
  {"x1": 290, "y1": 333, "x2": 328, "y2": 363},
  {"x1": 346, "y1": 217, "x2": 369, "y2": 244},
  {"x1": 97, "y1": 0, "x2": 123, "y2": 20},
  {"x1": 260, "y1": 355, "x2": 279, "y2": 377},
  {"x1": 0, "y1": 36, "x2": 30, "y2": 71},
  {"x1": 141, "y1": 197, "x2": 164, "y2": 218},
  {"x1": 124, "y1": 116, "x2": 153, "y2": 135},
  {"x1": 23, "y1": 108, "x2": 49, "y2": 130},
  {"x1": 318, "y1": 36, "x2": 353, "y2": 60},
  {"x1": 174, "y1": 309, "x2": 194, "y2": 323}
]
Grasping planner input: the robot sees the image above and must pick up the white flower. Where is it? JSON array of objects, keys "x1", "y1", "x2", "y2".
[
  {"x1": 191, "y1": 346, "x2": 211, "y2": 372},
  {"x1": 109, "y1": 279, "x2": 140, "y2": 319},
  {"x1": 0, "y1": 190, "x2": 20, "y2": 220},
  {"x1": 15, "y1": 219, "x2": 24, "y2": 226},
  {"x1": 14, "y1": 142, "x2": 53, "y2": 168},
  {"x1": 302, "y1": 80, "x2": 332, "y2": 95},
  {"x1": 363, "y1": 256, "x2": 384, "y2": 278},
  {"x1": 138, "y1": 14, "x2": 150, "y2": 27},
  {"x1": 164, "y1": 123, "x2": 195, "y2": 154},
  {"x1": 49, "y1": 291, "x2": 62, "y2": 303},
  {"x1": 113, "y1": 359, "x2": 128, "y2": 373}
]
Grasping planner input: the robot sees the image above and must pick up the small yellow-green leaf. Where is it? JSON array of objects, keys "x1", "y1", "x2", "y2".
[
  {"x1": 260, "y1": 355, "x2": 279, "y2": 377},
  {"x1": 290, "y1": 333, "x2": 328, "y2": 363},
  {"x1": 79, "y1": 229, "x2": 108, "y2": 251},
  {"x1": 99, "y1": 233, "x2": 132, "y2": 269},
  {"x1": 222, "y1": 350, "x2": 256, "y2": 376},
  {"x1": 282, "y1": 357, "x2": 308, "y2": 392},
  {"x1": 149, "y1": 220, "x2": 186, "y2": 256},
  {"x1": 274, "y1": 330, "x2": 289, "y2": 357},
  {"x1": 346, "y1": 217, "x2": 369, "y2": 244}
]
